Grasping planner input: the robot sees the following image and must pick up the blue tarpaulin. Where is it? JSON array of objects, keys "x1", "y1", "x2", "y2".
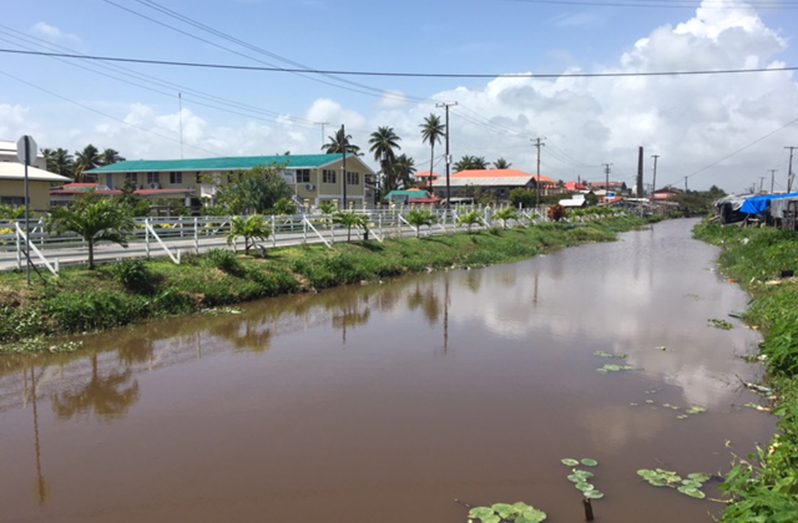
[{"x1": 740, "y1": 192, "x2": 798, "y2": 215}]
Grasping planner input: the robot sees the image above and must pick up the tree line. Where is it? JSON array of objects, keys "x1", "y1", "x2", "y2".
[
  {"x1": 41, "y1": 144, "x2": 125, "y2": 181},
  {"x1": 320, "y1": 114, "x2": 514, "y2": 196}
]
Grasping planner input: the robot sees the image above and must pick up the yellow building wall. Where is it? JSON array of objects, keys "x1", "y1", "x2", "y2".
[
  {"x1": 0, "y1": 180, "x2": 53, "y2": 210},
  {"x1": 105, "y1": 171, "x2": 200, "y2": 190}
]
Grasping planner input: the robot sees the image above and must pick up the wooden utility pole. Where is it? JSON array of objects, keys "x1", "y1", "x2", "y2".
[
  {"x1": 436, "y1": 101, "x2": 457, "y2": 209},
  {"x1": 759, "y1": 176, "x2": 766, "y2": 193},
  {"x1": 651, "y1": 154, "x2": 660, "y2": 196},
  {"x1": 636, "y1": 146, "x2": 644, "y2": 198},
  {"x1": 770, "y1": 169, "x2": 777, "y2": 194},
  {"x1": 341, "y1": 124, "x2": 347, "y2": 209},
  {"x1": 533, "y1": 137, "x2": 546, "y2": 208},
  {"x1": 684, "y1": 176, "x2": 688, "y2": 192},
  {"x1": 602, "y1": 163, "x2": 612, "y2": 203}
]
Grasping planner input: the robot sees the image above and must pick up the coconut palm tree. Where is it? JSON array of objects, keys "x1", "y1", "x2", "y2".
[
  {"x1": 420, "y1": 114, "x2": 445, "y2": 191},
  {"x1": 322, "y1": 127, "x2": 360, "y2": 155},
  {"x1": 493, "y1": 158, "x2": 512, "y2": 169},
  {"x1": 227, "y1": 215, "x2": 271, "y2": 254},
  {"x1": 393, "y1": 154, "x2": 416, "y2": 189},
  {"x1": 47, "y1": 197, "x2": 134, "y2": 269},
  {"x1": 333, "y1": 211, "x2": 368, "y2": 242},
  {"x1": 45, "y1": 148, "x2": 74, "y2": 177},
  {"x1": 493, "y1": 207, "x2": 519, "y2": 229},
  {"x1": 406, "y1": 208, "x2": 437, "y2": 238},
  {"x1": 458, "y1": 210, "x2": 482, "y2": 233},
  {"x1": 369, "y1": 126, "x2": 402, "y2": 193},
  {"x1": 100, "y1": 148, "x2": 125, "y2": 166},
  {"x1": 52, "y1": 355, "x2": 139, "y2": 421},
  {"x1": 74, "y1": 144, "x2": 101, "y2": 174},
  {"x1": 454, "y1": 155, "x2": 489, "y2": 172}
]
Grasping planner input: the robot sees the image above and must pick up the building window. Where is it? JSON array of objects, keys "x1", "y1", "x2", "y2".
[
  {"x1": 125, "y1": 172, "x2": 137, "y2": 185},
  {"x1": 322, "y1": 169, "x2": 336, "y2": 184},
  {"x1": 0, "y1": 196, "x2": 24, "y2": 206},
  {"x1": 296, "y1": 169, "x2": 311, "y2": 183},
  {"x1": 346, "y1": 172, "x2": 359, "y2": 185},
  {"x1": 147, "y1": 172, "x2": 160, "y2": 186},
  {"x1": 169, "y1": 171, "x2": 183, "y2": 184}
]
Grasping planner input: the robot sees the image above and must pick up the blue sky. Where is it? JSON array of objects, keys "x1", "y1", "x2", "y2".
[{"x1": 2, "y1": 0, "x2": 798, "y2": 191}]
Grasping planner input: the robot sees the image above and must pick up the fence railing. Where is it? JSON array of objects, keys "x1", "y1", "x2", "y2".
[{"x1": 0, "y1": 204, "x2": 624, "y2": 272}]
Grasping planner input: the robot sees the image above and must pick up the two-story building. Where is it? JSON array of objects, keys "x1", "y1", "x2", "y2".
[
  {"x1": 0, "y1": 140, "x2": 69, "y2": 210},
  {"x1": 85, "y1": 153, "x2": 375, "y2": 209}
]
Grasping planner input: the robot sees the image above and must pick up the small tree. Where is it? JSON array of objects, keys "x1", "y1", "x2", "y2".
[
  {"x1": 271, "y1": 197, "x2": 297, "y2": 216},
  {"x1": 48, "y1": 197, "x2": 134, "y2": 269},
  {"x1": 318, "y1": 201, "x2": 337, "y2": 215},
  {"x1": 333, "y1": 211, "x2": 368, "y2": 242},
  {"x1": 494, "y1": 207, "x2": 519, "y2": 229},
  {"x1": 458, "y1": 210, "x2": 482, "y2": 233},
  {"x1": 210, "y1": 165, "x2": 293, "y2": 214},
  {"x1": 406, "y1": 209, "x2": 437, "y2": 238},
  {"x1": 548, "y1": 204, "x2": 565, "y2": 222},
  {"x1": 227, "y1": 215, "x2": 270, "y2": 254}
]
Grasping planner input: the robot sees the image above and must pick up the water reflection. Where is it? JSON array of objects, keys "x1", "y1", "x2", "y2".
[{"x1": 51, "y1": 354, "x2": 139, "y2": 421}]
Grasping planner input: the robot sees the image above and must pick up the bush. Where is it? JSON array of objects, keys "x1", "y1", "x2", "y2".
[
  {"x1": 203, "y1": 249, "x2": 244, "y2": 275},
  {"x1": 111, "y1": 259, "x2": 155, "y2": 293},
  {"x1": 41, "y1": 290, "x2": 148, "y2": 332}
]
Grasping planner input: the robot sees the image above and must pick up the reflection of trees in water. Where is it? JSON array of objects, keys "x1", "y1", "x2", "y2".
[
  {"x1": 406, "y1": 282, "x2": 441, "y2": 325},
  {"x1": 51, "y1": 354, "x2": 139, "y2": 421},
  {"x1": 116, "y1": 335, "x2": 155, "y2": 366},
  {"x1": 209, "y1": 318, "x2": 272, "y2": 353},
  {"x1": 465, "y1": 269, "x2": 483, "y2": 294}
]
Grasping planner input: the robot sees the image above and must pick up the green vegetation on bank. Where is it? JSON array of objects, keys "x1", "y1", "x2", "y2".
[
  {"x1": 0, "y1": 215, "x2": 652, "y2": 353},
  {"x1": 694, "y1": 221, "x2": 798, "y2": 521}
]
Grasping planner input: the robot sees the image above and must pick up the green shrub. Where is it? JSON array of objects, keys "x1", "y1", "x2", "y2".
[
  {"x1": 41, "y1": 290, "x2": 148, "y2": 332},
  {"x1": 111, "y1": 259, "x2": 155, "y2": 293},
  {"x1": 203, "y1": 249, "x2": 244, "y2": 276}
]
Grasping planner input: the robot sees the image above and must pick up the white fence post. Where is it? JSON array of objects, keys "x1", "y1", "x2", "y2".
[
  {"x1": 302, "y1": 214, "x2": 308, "y2": 244},
  {"x1": 271, "y1": 215, "x2": 277, "y2": 247},
  {"x1": 15, "y1": 226, "x2": 21, "y2": 270},
  {"x1": 145, "y1": 218, "x2": 151, "y2": 258},
  {"x1": 193, "y1": 217, "x2": 199, "y2": 254}
]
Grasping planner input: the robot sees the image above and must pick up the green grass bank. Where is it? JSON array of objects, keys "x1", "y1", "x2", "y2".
[
  {"x1": 694, "y1": 221, "x2": 798, "y2": 521},
  {"x1": 0, "y1": 216, "x2": 654, "y2": 353}
]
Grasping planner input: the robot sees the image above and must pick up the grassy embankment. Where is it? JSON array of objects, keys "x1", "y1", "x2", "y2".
[
  {"x1": 0, "y1": 215, "x2": 652, "y2": 353},
  {"x1": 694, "y1": 221, "x2": 798, "y2": 521}
]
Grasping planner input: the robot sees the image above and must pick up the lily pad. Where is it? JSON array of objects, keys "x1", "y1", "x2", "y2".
[
  {"x1": 645, "y1": 399, "x2": 655, "y2": 404},
  {"x1": 583, "y1": 490, "x2": 605, "y2": 500},
  {"x1": 468, "y1": 507, "x2": 495, "y2": 520},
  {"x1": 596, "y1": 364, "x2": 636, "y2": 373},
  {"x1": 686, "y1": 406, "x2": 707, "y2": 415},
  {"x1": 676, "y1": 414, "x2": 688, "y2": 420},
  {"x1": 575, "y1": 482, "x2": 595, "y2": 492},
  {"x1": 561, "y1": 458, "x2": 580, "y2": 467},
  {"x1": 572, "y1": 469, "x2": 594, "y2": 479},
  {"x1": 580, "y1": 458, "x2": 599, "y2": 467},
  {"x1": 687, "y1": 473, "x2": 711, "y2": 482},
  {"x1": 677, "y1": 485, "x2": 706, "y2": 499},
  {"x1": 594, "y1": 350, "x2": 628, "y2": 359}
]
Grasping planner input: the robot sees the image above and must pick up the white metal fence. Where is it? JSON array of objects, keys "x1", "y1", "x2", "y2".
[{"x1": 0, "y1": 204, "x2": 624, "y2": 274}]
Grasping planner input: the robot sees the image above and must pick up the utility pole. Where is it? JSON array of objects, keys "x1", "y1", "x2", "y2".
[
  {"x1": 315, "y1": 121, "x2": 330, "y2": 149},
  {"x1": 786, "y1": 146, "x2": 797, "y2": 193},
  {"x1": 602, "y1": 163, "x2": 613, "y2": 203},
  {"x1": 684, "y1": 176, "x2": 689, "y2": 192},
  {"x1": 770, "y1": 169, "x2": 777, "y2": 194},
  {"x1": 759, "y1": 176, "x2": 766, "y2": 193},
  {"x1": 436, "y1": 101, "x2": 457, "y2": 209},
  {"x1": 636, "y1": 146, "x2": 644, "y2": 198},
  {"x1": 178, "y1": 92, "x2": 184, "y2": 160},
  {"x1": 651, "y1": 154, "x2": 660, "y2": 196},
  {"x1": 532, "y1": 137, "x2": 546, "y2": 208},
  {"x1": 341, "y1": 124, "x2": 347, "y2": 209}
]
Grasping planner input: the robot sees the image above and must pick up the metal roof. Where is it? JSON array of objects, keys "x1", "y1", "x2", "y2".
[
  {"x1": 86, "y1": 154, "x2": 361, "y2": 174},
  {"x1": 0, "y1": 161, "x2": 71, "y2": 182},
  {"x1": 432, "y1": 176, "x2": 533, "y2": 187}
]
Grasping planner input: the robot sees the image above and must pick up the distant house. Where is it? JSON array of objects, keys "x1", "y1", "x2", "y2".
[
  {"x1": 559, "y1": 193, "x2": 587, "y2": 208},
  {"x1": 590, "y1": 181, "x2": 628, "y2": 194},
  {"x1": 0, "y1": 140, "x2": 46, "y2": 169},
  {"x1": 0, "y1": 162, "x2": 70, "y2": 210},
  {"x1": 564, "y1": 181, "x2": 589, "y2": 192},
  {"x1": 50, "y1": 183, "x2": 194, "y2": 207},
  {"x1": 652, "y1": 188, "x2": 680, "y2": 201},
  {"x1": 431, "y1": 169, "x2": 557, "y2": 201},
  {"x1": 384, "y1": 189, "x2": 440, "y2": 205},
  {"x1": 85, "y1": 153, "x2": 375, "y2": 209}
]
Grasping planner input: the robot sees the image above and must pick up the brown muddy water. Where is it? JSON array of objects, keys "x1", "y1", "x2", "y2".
[{"x1": 0, "y1": 219, "x2": 776, "y2": 522}]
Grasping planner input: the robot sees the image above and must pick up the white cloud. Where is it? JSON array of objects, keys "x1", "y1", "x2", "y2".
[
  {"x1": 30, "y1": 22, "x2": 82, "y2": 46},
  {"x1": 0, "y1": 104, "x2": 29, "y2": 138}
]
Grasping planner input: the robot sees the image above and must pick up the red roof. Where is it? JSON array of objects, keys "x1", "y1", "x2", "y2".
[
  {"x1": 415, "y1": 171, "x2": 439, "y2": 179},
  {"x1": 565, "y1": 181, "x2": 589, "y2": 191},
  {"x1": 51, "y1": 183, "x2": 193, "y2": 197},
  {"x1": 452, "y1": 169, "x2": 557, "y2": 184}
]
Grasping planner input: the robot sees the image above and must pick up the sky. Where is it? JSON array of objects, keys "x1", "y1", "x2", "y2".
[{"x1": 2, "y1": 0, "x2": 798, "y2": 192}]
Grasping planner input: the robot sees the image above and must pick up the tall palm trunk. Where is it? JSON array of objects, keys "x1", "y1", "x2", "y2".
[
  {"x1": 429, "y1": 143, "x2": 435, "y2": 192},
  {"x1": 88, "y1": 240, "x2": 95, "y2": 269}
]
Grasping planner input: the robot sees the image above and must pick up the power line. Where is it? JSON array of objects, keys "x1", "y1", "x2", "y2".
[{"x1": 3, "y1": 48, "x2": 797, "y2": 79}]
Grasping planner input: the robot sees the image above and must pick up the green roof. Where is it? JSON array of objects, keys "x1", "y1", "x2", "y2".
[
  {"x1": 86, "y1": 154, "x2": 347, "y2": 174},
  {"x1": 384, "y1": 190, "x2": 432, "y2": 201}
]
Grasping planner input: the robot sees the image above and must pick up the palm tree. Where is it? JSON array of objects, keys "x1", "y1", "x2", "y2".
[
  {"x1": 420, "y1": 114, "x2": 445, "y2": 191},
  {"x1": 41, "y1": 148, "x2": 55, "y2": 171},
  {"x1": 227, "y1": 215, "x2": 271, "y2": 254},
  {"x1": 406, "y1": 209, "x2": 437, "y2": 238},
  {"x1": 322, "y1": 128, "x2": 360, "y2": 155},
  {"x1": 493, "y1": 158, "x2": 512, "y2": 169},
  {"x1": 46, "y1": 148, "x2": 74, "y2": 178},
  {"x1": 100, "y1": 148, "x2": 125, "y2": 166},
  {"x1": 52, "y1": 354, "x2": 139, "y2": 421},
  {"x1": 494, "y1": 207, "x2": 519, "y2": 229},
  {"x1": 393, "y1": 154, "x2": 416, "y2": 189},
  {"x1": 454, "y1": 155, "x2": 489, "y2": 172},
  {"x1": 333, "y1": 211, "x2": 368, "y2": 242},
  {"x1": 458, "y1": 210, "x2": 482, "y2": 233},
  {"x1": 47, "y1": 197, "x2": 134, "y2": 269},
  {"x1": 75, "y1": 144, "x2": 101, "y2": 173},
  {"x1": 369, "y1": 126, "x2": 402, "y2": 193}
]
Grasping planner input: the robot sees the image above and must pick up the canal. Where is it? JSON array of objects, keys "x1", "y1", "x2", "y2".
[{"x1": 0, "y1": 219, "x2": 776, "y2": 522}]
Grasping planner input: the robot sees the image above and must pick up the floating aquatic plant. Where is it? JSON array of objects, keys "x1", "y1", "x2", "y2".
[
  {"x1": 561, "y1": 458, "x2": 579, "y2": 467},
  {"x1": 467, "y1": 502, "x2": 547, "y2": 523},
  {"x1": 596, "y1": 364, "x2": 636, "y2": 373},
  {"x1": 580, "y1": 458, "x2": 599, "y2": 467},
  {"x1": 562, "y1": 459, "x2": 604, "y2": 499},
  {"x1": 708, "y1": 318, "x2": 734, "y2": 330},
  {"x1": 686, "y1": 405, "x2": 707, "y2": 415},
  {"x1": 637, "y1": 468, "x2": 710, "y2": 499}
]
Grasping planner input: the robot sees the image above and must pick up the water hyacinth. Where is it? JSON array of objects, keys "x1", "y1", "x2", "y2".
[{"x1": 636, "y1": 468, "x2": 710, "y2": 499}]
